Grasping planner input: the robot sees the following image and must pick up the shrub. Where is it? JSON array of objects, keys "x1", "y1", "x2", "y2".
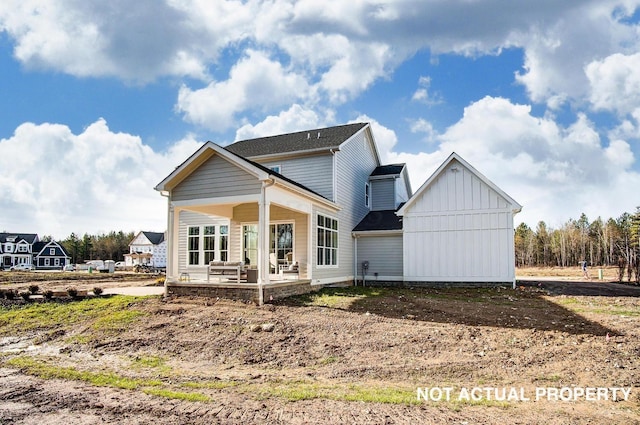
[
  {"x1": 67, "y1": 287, "x2": 79, "y2": 298},
  {"x1": 93, "y1": 287, "x2": 104, "y2": 296},
  {"x1": 156, "y1": 277, "x2": 166, "y2": 285},
  {"x1": 20, "y1": 291, "x2": 31, "y2": 301},
  {"x1": 28, "y1": 285, "x2": 40, "y2": 295},
  {"x1": 5, "y1": 289, "x2": 16, "y2": 300},
  {"x1": 0, "y1": 289, "x2": 5, "y2": 299},
  {"x1": 43, "y1": 290, "x2": 54, "y2": 300}
]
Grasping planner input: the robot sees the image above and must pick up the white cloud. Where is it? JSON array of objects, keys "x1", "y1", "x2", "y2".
[
  {"x1": 586, "y1": 52, "x2": 640, "y2": 116},
  {"x1": 234, "y1": 104, "x2": 326, "y2": 142},
  {"x1": 0, "y1": 119, "x2": 200, "y2": 238},
  {"x1": 366, "y1": 97, "x2": 639, "y2": 227},
  {"x1": 176, "y1": 50, "x2": 312, "y2": 131}
]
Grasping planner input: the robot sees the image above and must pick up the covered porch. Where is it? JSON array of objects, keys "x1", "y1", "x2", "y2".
[{"x1": 156, "y1": 141, "x2": 340, "y2": 304}]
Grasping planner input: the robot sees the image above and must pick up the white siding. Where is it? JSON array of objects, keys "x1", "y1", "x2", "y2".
[
  {"x1": 356, "y1": 235, "x2": 403, "y2": 280},
  {"x1": 403, "y1": 159, "x2": 516, "y2": 283},
  {"x1": 371, "y1": 179, "x2": 395, "y2": 211},
  {"x1": 259, "y1": 154, "x2": 334, "y2": 200},
  {"x1": 173, "y1": 154, "x2": 261, "y2": 201}
]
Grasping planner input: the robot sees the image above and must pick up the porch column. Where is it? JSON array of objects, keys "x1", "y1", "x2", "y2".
[
  {"x1": 165, "y1": 203, "x2": 175, "y2": 296},
  {"x1": 258, "y1": 181, "x2": 274, "y2": 305}
]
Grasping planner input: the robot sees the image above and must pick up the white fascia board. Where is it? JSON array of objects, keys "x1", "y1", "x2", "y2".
[
  {"x1": 271, "y1": 179, "x2": 340, "y2": 212},
  {"x1": 352, "y1": 229, "x2": 403, "y2": 237},
  {"x1": 155, "y1": 142, "x2": 269, "y2": 191}
]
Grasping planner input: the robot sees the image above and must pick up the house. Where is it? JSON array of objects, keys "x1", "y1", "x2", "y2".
[
  {"x1": 33, "y1": 240, "x2": 71, "y2": 270},
  {"x1": 155, "y1": 123, "x2": 521, "y2": 303},
  {"x1": 0, "y1": 233, "x2": 71, "y2": 270},
  {"x1": 124, "y1": 231, "x2": 167, "y2": 268},
  {"x1": 0, "y1": 233, "x2": 39, "y2": 269}
]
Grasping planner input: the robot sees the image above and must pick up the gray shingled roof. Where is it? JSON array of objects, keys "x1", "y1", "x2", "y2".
[
  {"x1": 225, "y1": 123, "x2": 367, "y2": 157},
  {"x1": 0, "y1": 233, "x2": 39, "y2": 244},
  {"x1": 352, "y1": 210, "x2": 403, "y2": 232},
  {"x1": 370, "y1": 164, "x2": 405, "y2": 177}
]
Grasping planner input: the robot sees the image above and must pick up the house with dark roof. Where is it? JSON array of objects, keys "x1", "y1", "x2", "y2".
[
  {"x1": 33, "y1": 240, "x2": 71, "y2": 270},
  {"x1": 124, "y1": 231, "x2": 167, "y2": 268},
  {"x1": 0, "y1": 233, "x2": 71, "y2": 270},
  {"x1": 155, "y1": 123, "x2": 521, "y2": 303}
]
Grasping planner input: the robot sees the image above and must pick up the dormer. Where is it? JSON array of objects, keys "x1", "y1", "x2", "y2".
[{"x1": 367, "y1": 164, "x2": 412, "y2": 211}]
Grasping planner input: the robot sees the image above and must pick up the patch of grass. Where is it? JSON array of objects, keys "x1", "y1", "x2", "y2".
[
  {"x1": 143, "y1": 388, "x2": 210, "y2": 402},
  {"x1": 288, "y1": 287, "x2": 389, "y2": 308},
  {"x1": 181, "y1": 380, "x2": 240, "y2": 390},
  {"x1": 257, "y1": 380, "x2": 419, "y2": 405},
  {"x1": 4, "y1": 356, "x2": 162, "y2": 390},
  {"x1": 0, "y1": 295, "x2": 147, "y2": 336},
  {"x1": 536, "y1": 374, "x2": 563, "y2": 383},
  {"x1": 319, "y1": 356, "x2": 340, "y2": 365}
]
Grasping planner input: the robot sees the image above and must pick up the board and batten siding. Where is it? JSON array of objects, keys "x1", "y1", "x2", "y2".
[
  {"x1": 371, "y1": 179, "x2": 395, "y2": 211},
  {"x1": 402, "y1": 160, "x2": 516, "y2": 283},
  {"x1": 312, "y1": 128, "x2": 378, "y2": 283},
  {"x1": 172, "y1": 154, "x2": 261, "y2": 202},
  {"x1": 259, "y1": 154, "x2": 334, "y2": 200},
  {"x1": 356, "y1": 235, "x2": 403, "y2": 280}
]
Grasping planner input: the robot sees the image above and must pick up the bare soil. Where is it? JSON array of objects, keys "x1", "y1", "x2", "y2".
[{"x1": 1, "y1": 270, "x2": 639, "y2": 424}]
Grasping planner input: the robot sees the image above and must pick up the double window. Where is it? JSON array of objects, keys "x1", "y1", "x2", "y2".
[
  {"x1": 188, "y1": 225, "x2": 229, "y2": 265},
  {"x1": 317, "y1": 214, "x2": 338, "y2": 266}
]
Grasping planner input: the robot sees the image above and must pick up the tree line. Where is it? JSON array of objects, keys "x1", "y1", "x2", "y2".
[
  {"x1": 515, "y1": 209, "x2": 640, "y2": 283},
  {"x1": 51, "y1": 231, "x2": 135, "y2": 265}
]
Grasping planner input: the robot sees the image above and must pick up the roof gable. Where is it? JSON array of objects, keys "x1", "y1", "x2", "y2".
[
  {"x1": 225, "y1": 123, "x2": 368, "y2": 158},
  {"x1": 34, "y1": 240, "x2": 69, "y2": 258},
  {"x1": 397, "y1": 152, "x2": 522, "y2": 216},
  {"x1": 0, "y1": 233, "x2": 39, "y2": 244}
]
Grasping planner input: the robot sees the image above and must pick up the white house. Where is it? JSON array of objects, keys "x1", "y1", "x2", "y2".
[
  {"x1": 124, "y1": 231, "x2": 167, "y2": 268},
  {"x1": 155, "y1": 123, "x2": 521, "y2": 303}
]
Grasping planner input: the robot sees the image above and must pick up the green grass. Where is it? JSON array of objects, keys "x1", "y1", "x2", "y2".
[
  {"x1": 5, "y1": 356, "x2": 162, "y2": 390},
  {"x1": 287, "y1": 287, "x2": 389, "y2": 308},
  {"x1": 0, "y1": 295, "x2": 147, "y2": 336},
  {"x1": 256, "y1": 380, "x2": 420, "y2": 405},
  {"x1": 181, "y1": 380, "x2": 240, "y2": 390}
]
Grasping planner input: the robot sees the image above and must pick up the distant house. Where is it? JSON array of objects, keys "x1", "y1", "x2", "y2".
[
  {"x1": 0, "y1": 233, "x2": 71, "y2": 270},
  {"x1": 124, "y1": 231, "x2": 167, "y2": 268},
  {"x1": 33, "y1": 240, "x2": 71, "y2": 270},
  {"x1": 155, "y1": 123, "x2": 522, "y2": 303}
]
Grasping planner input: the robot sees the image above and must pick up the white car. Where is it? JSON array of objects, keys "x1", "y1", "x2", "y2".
[
  {"x1": 10, "y1": 264, "x2": 35, "y2": 271},
  {"x1": 114, "y1": 261, "x2": 126, "y2": 270}
]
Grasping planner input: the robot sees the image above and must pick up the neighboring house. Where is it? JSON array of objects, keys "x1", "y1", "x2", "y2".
[
  {"x1": 0, "y1": 233, "x2": 39, "y2": 269},
  {"x1": 124, "y1": 231, "x2": 167, "y2": 268},
  {"x1": 33, "y1": 240, "x2": 71, "y2": 270},
  {"x1": 155, "y1": 123, "x2": 521, "y2": 303},
  {"x1": 0, "y1": 233, "x2": 71, "y2": 270}
]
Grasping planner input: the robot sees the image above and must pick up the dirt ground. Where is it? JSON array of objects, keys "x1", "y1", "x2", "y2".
[{"x1": 1, "y1": 270, "x2": 639, "y2": 424}]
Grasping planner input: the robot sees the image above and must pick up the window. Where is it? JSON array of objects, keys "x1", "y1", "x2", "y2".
[
  {"x1": 203, "y1": 226, "x2": 216, "y2": 264},
  {"x1": 243, "y1": 225, "x2": 258, "y2": 266},
  {"x1": 50, "y1": 248, "x2": 55, "y2": 255},
  {"x1": 54, "y1": 258, "x2": 60, "y2": 266},
  {"x1": 219, "y1": 225, "x2": 229, "y2": 261},
  {"x1": 44, "y1": 258, "x2": 50, "y2": 266},
  {"x1": 269, "y1": 165, "x2": 281, "y2": 174},
  {"x1": 18, "y1": 245, "x2": 28, "y2": 253},
  {"x1": 317, "y1": 215, "x2": 338, "y2": 266},
  {"x1": 188, "y1": 227, "x2": 200, "y2": 265},
  {"x1": 365, "y1": 183, "x2": 370, "y2": 208}
]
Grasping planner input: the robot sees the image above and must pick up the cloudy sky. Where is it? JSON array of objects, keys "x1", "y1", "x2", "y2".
[{"x1": 1, "y1": 0, "x2": 639, "y2": 239}]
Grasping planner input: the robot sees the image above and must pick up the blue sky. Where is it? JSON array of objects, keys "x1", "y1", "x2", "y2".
[{"x1": 1, "y1": 1, "x2": 639, "y2": 239}]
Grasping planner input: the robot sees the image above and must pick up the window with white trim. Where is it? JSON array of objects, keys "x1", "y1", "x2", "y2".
[
  {"x1": 188, "y1": 227, "x2": 200, "y2": 265},
  {"x1": 269, "y1": 165, "x2": 281, "y2": 174},
  {"x1": 317, "y1": 214, "x2": 338, "y2": 266},
  {"x1": 365, "y1": 183, "x2": 370, "y2": 208},
  {"x1": 50, "y1": 248, "x2": 55, "y2": 255},
  {"x1": 203, "y1": 226, "x2": 215, "y2": 264},
  {"x1": 219, "y1": 225, "x2": 229, "y2": 261}
]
